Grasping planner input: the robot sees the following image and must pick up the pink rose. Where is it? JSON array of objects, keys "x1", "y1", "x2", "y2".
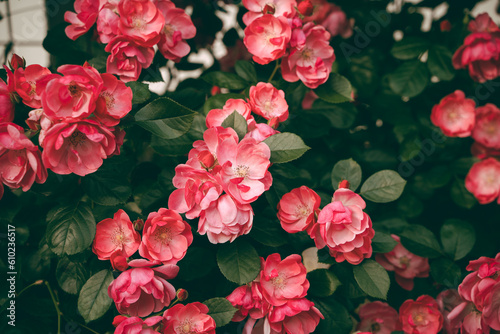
[
  {"x1": 248, "y1": 82, "x2": 289, "y2": 127},
  {"x1": 375, "y1": 234, "x2": 430, "y2": 291},
  {"x1": 399, "y1": 295, "x2": 443, "y2": 334},
  {"x1": 453, "y1": 13, "x2": 500, "y2": 83},
  {"x1": 95, "y1": 73, "x2": 133, "y2": 126},
  {"x1": 282, "y1": 22, "x2": 335, "y2": 89},
  {"x1": 206, "y1": 99, "x2": 252, "y2": 129},
  {"x1": 482, "y1": 282, "x2": 500, "y2": 330},
  {"x1": 356, "y1": 301, "x2": 399, "y2": 334},
  {"x1": 198, "y1": 194, "x2": 254, "y2": 244},
  {"x1": 108, "y1": 264, "x2": 178, "y2": 317},
  {"x1": 244, "y1": 117, "x2": 280, "y2": 142},
  {"x1": 96, "y1": 7, "x2": 120, "y2": 44},
  {"x1": 465, "y1": 158, "x2": 500, "y2": 204},
  {"x1": 139, "y1": 208, "x2": 193, "y2": 265},
  {"x1": 437, "y1": 289, "x2": 463, "y2": 334},
  {"x1": 0, "y1": 123, "x2": 47, "y2": 191},
  {"x1": 105, "y1": 37, "x2": 155, "y2": 82},
  {"x1": 242, "y1": 0, "x2": 297, "y2": 26},
  {"x1": 305, "y1": 0, "x2": 353, "y2": 38},
  {"x1": 430, "y1": 90, "x2": 476, "y2": 138},
  {"x1": 243, "y1": 15, "x2": 291, "y2": 65},
  {"x1": 277, "y1": 186, "x2": 321, "y2": 234},
  {"x1": 41, "y1": 63, "x2": 103, "y2": 121},
  {"x1": 227, "y1": 282, "x2": 270, "y2": 322},
  {"x1": 92, "y1": 209, "x2": 141, "y2": 261},
  {"x1": 448, "y1": 301, "x2": 491, "y2": 334},
  {"x1": 168, "y1": 164, "x2": 223, "y2": 219},
  {"x1": 259, "y1": 253, "x2": 309, "y2": 306},
  {"x1": 472, "y1": 104, "x2": 500, "y2": 150},
  {"x1": 157, "y1": 6, "x2": 197, "y2": 62},
  {"x1": 162, "y1": 302, "x2": 216, "y2": 334},
  {"x1": 118, "y1": 0, "x2": 165, "y2": 47},
  {"x1": 64, "y1": 0, "x2": 102, "y2": 40},
  {"x1": 113, "y1": 315, "x2": 162, "y2": 334},
  {"x1": 218, "y1": 137, "x2": 272, "y2": 204},
  {"x1": 40, "y1": 119, "x2": 117, "y2": 176},
  {"x1": 13, "y1": 64, "x2": 52, "y2": 109},
  {"x1": 0, "y1": 79, "x2": 15, "y2": 123},
  {"x1": 311, "y1": 188, "x2": 374, "y2": 265}
]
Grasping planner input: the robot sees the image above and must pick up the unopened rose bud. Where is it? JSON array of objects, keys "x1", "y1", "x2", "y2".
[
  {"x1": 298, "y1": 0, "x2": 314, "y2": 17},
  {"x1": 134, "y1": 218, "x2": 144, "y2": 231},
  {"x1": 440, "y1": 20, "x2": 451, "y2": 32},
  {"x1": 9, "y1": 54, "x2": 25, "y2": 70},
  {"x1": 211, "y1": 86, "x2": 221, "y2": 96},
  {"x1": 198, "y1": 151, "x2": 216, "y2": 170},
  {"x1": 177, "y1": 288, "x2": 188, "y2": 301},
  {"x1": 338, "y1": 180, "x2": 350, "y2": 189}
]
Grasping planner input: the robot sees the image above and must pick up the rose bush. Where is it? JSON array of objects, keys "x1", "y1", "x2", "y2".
[{"x1": 4, "y1": 1, "x2": 500, "y2": 334}]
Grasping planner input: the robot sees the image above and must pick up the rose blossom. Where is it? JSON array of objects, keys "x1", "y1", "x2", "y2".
[
  {"x1": 310, "y1": 188, "x2": 374, "y2": 265},
  {"x1": 277, "y1": 186, "x2": 321, "y2": 233},
  {"x1": 356, "y1": 301, "x2": 399, "y2": 334},
  {"x1": 399, "y1": 295, "x2": 443, "y2": 334},
  {"x1": 243, "y1": 15, "x2": 291, "y2": 65},
  {"x1": 64, "y1": 0, "x2": 102, "y2": 40},
  {"x1": 13, "y1": 64, "x2": 52, "y2": 109},
  {"x1": 0, "y1": 79, "x2": 14, "y2": 123},
  {"x1": 437, "y1": 289, "x2": 463, "y2": 334},
  {"x1": 162, "y1": 302, "x2": 216, "y2": 334},
  {"x1": 217, "y1": 136, "x2": 272, "y2": 204},
  {"x1": 282, "y1": 22, "x2": 335, "y2": 89},
  {"x1": 96, "y1": 7, "x2": 120, "y2": 44},
  {"x1": 92, "y1": 209, "x2": 141, "y2": 261},
  {"x1": 41, "y1": 64, "x2": 103, "y2": 121},
  {"x1": 105, "y1": 37, "x2": 155, "y2": 82},
  {"x1": 452, "y1": 13, "x2": 500, "y2": 83},
  {"x1": 205, "y1": 98, "x2": 252, "y2": 129},
  {"x1": 248, "y1": 82, "x2": 289, "y2": 127},
  {"x1": 168, "y1": 164, "x2": 223, "y2": 219},
  {"x1": 259, "y1": 253, "x2": 309, "y2": 306},
  {"x1": 95, "y1": 73, "x2": 133, "y2": 126},
  {"x1": 227, "y1": 282, "x2": 270, "y2": 322},
  {"x1": 40, "y1": 119, "x2": 117, "y2": 176},
  {"x1": 375, "y1": 234, "x2": 430, "y2": 291},
  {"x1": 244, "y1": 117, "x2": 280, "y2": 142},
  {"x1": 108, "y1": 264, "x2": 178, "y2": 317},
  {"x1": 448, "y1": 301, "x2": 491, "y2": 334},
  {"x1": 139, "y1": 208, "x2": 193, "y2": 265},
  {"x1": 118, "y1": 0, "x2": 165, "y2": 47},
  {"x1": 157, "y1": 6, "x2": 197, "y2": 62},
  {"x1": 483, "y1": 281, "x2": 500, "y2": 330},
  {"x1": 198, "y1": 194, "x2": 254, "y2": 244},
  {"x1": 0, "y1": 123, "x2": 47, "y2": 191},
  {"x1": 113, "y1": 315, "x2": 162, "y2": 334},
  {"x1": 430, "y1": 90, "x2": 476, "y2": 137},
  {"x1": 465, "y1": 158, "x2": 500, "y2": 204},
  {"x1": 472, "y1": 104, "x2": 500, "y2": 150},
  {"x1": 242, "y1": 0, "x2": 297, "y2": 26}
]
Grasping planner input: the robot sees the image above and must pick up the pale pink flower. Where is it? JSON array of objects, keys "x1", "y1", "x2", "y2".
[
  {"x1": 472, "y1": 104, "x2": 500, "y2": 150},
  {"x1": 356, "y1": 301, "x2": 399, "y2": 334},
  {"x1": 375, "y1": 235, "x2": 430, "y2": 291},
  {"x1": 64, "y1": 0, "x2": 102, "y2": 40},
  {"x1": 206, "y1": 99, "x2": 252, "y2": 129},
  {"x1": 198, "y1": 194, "x2": 254, "y2": 244},
  {"x1": 244, "y1": 15, "x2": 291, "y2": 65},
  {"x1": 399, "y1": 295, "x2": 443, "y2": 334},
  {"x1": 157, "y1": 6, "x2": 196, "y2": 62},
  {"x1": 105, "y1": 37, "x2": 155, "y2": 82},
  {"x1": 248, "y1": 82, "x2": 289, "y2": 127},
  {"x1": 242, "y1": 0, "x2": 297, "y2": 26},
  {"x1": 95, "y1": 73, "x2": 133, "y2": 126},
  {"x1": 118, "y1": 0, "x2": 165, "y2": 47},
  {"x1": 92, "y1": 209, "x2": 140, "y2": 261},
  {"x1": 139, "y1": 208, "x2": 193, "y2": 265},
  {"x1": 465, "y1": 158, "x2": 500, "y2": 204},
  {"x1": 277, "y1": 186, "x2": 321, "y2": 234},
  {"x1": 96, "y1": 7, "x2": 120, "y2": 44},
  {"x1": 227, "y1": 282, "x2": 270, "y2": 322},
  {"x1": 162, "y1": 302, "x2": 216, "y2": 334},
  {"x1": 431, "y1": 90, "x2": 476, "y2": 138},
  {"x1": 113, "y1": 315, "x2": 162, "y2": 334}
]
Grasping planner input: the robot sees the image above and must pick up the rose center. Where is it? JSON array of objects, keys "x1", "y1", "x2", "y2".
[
  {"x1": 302, "y1": 48, "x2": 314, "y2": 60},
  {"x1": 111, "y1": 228, "x2": 128, "y2": 246},
  {"x1": 295, "y1": 205, "x2": 311, "y2": 218},
  {"x1": 271, "y1": 274, "x2": 286, "y2": 289},
  {"x1": 234, "y1": 165, "x2": 250, "y2": 178},
  {"x1": 28, "y1": 81, "x2": 36, "y2": 96},
  {"x1": 68, "y1": 81, "x2": 80, "y2": 97},
  {"x1": 100, "y1": 91, "x2": 115, "y2": 109},
  {"x1": 371, "y1": 322, "x2": 381, "y2": 332},
  {"x1": 176, "y1": 320, "x2": 194, "y2": 334},
  {"x1": 164, "y1": 24, "x2": 174, "y2": 36},
  {"x1": 412, "y1": 313, "x2": 426, "y2": 325},
  {"x1": 154, "y1": 226, "x2": 172, "y2": 244},
  {"x1": 69, "y1": 131, "x2": 86, "y2": 146},
  {"x1": 132, "y1": 16, "x2": 146, "y2": 31},
  {"x1": 399, "y1": 255, "x2": 410, "y2": 266}
]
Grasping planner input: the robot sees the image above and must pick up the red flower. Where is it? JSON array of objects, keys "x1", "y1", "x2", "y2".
[
  {"x1": 277, "y1": 186, "x2": 321, "y2": 234},
  {"x1": 430, "y1": 90, "x2": 476, "y2": 138},
  {"x1": 399, "y1": 295, "x2": 443, "y2": 334},
  {"x1": 95, "y1": 73, "x2": 133, "y2": 126},
  {"x1": 465, "y1": 158, "x2": 500, "y2": 204},
  {"x1": 162, "y1": 302, "x2": 216, "y2": 334}
]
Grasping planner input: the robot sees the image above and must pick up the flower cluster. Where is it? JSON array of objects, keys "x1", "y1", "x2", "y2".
[
  {"x1": 227, "y1": 253, "x2": 323, "y2": 334},
  {"x1": 65, "y1": 0, "x2": 196, "y2": 82},
  {"x1": 241, "y1": 0, "x2": 337, "y2": 88},
  {"x1": 169, "y1": 102, "x2": 275, "y2": 243},
  {"x1": 0, "y1": 56, "x2": 130, "y2": 198},
  {"x1": 277, "y1": 183, "x2": 374, "y2": 265},
  {"x1": 302, "y1": 0, "x2": 353, "y2": 39},
  {"x1": 453, "y1": 13, "x2": 500, "y2": 83}
]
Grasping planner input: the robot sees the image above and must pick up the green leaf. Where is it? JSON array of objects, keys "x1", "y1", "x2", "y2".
[
  {"x1": 391, "y1": 37, "x2": 430, "y2": 60},
  {"x1": 202, "y1": 71, "x2": 248, "y2": 90},
  {"x1": 135, "y1": 97, "x2": 195, "y2": 139},
  {"x1": 360, "y1": 170, "x2": 406, "y2": 203},
  {"x1": 331, "y1": 158, "x2": 362, "y2": 191},
  {"x1": 314, "y1": 73, "x2": 353, "y2": 103},
  {"x1": 235, "y1": 60, "x2": 257, "y2": 83},
  {"x1": 430, "y1": 258, "x2": 462, "y2": 287},
  {"x1": 440, "y1": 219, "x2": 476, "y2": 260},
  {"x1": 250, "y1": 216, "x2": 288, "y2": 247},
  {"x1": 87, "y1": 56, "x2": 107, "y2": 72},
  {"x1": 221, "y1": 111, "x2": 248, "y2": 141},
  {"x1": 400, "y1": 224, "x2": 443, "y2": 258},
  {"x1": 126, "y1": 82, "x2": 151, "y2": 104},
  {"x1": 353, "y1": 259, "x2": 390, "y2": 300},
  {"x1": 78, "y1": 269, "x2": 114, "y2": 323},
  {"x1": 56, "y1": 257, "x2": 88, "y2": 295},
  {"x1": 389, "y1": 60, "x2": 430, "y2": 97},
  {"x1": 203, "y1": 297, "x2": 237, "y2": 328},
  {"x1": 314, "y1": 298, "x2": 352, "y2": 334},
  {"x1": 45, "y1": 203, "x2": 96, "y2": 256},
  {"x1": 372, "y1": 231, "x2": 397, "y2": 253},
  {"x1": 217, "y1": 240, "x2": 261, "y2": 285},
  {"x1": 451, "y1": 179, "x2": 476, "y2": 209},
  {"x1": 202, "y1": 93, "x2": 246, "y2": 115},
  {"x1": 83, "y1": 171, "x2": 131, "y2": 206},
  {"x1": 309, "y1": 100, "x2": 358, "y2": 129},
  {"x1": 307, "y1": 269, "x2": 341, "y2": 297},
  {"x1": 263, "y1": 133, "x2": 310, "y2": 163},
  {"x1": 427, "y1": 45, "x2": 455, "y2": 81}
]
